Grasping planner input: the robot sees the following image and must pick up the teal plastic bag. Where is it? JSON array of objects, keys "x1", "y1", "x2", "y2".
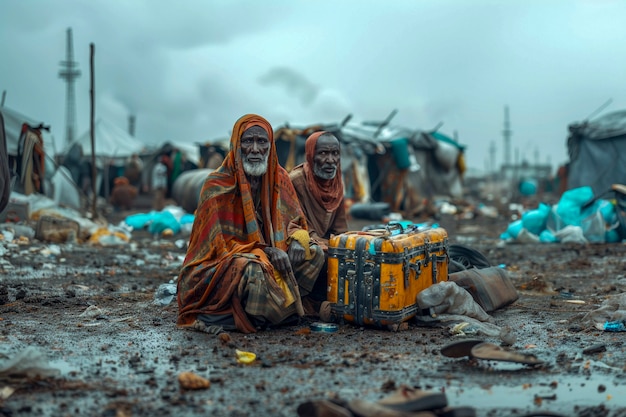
[
  {"x1": 522, "y1": 203, "x2": 550, "y2": 235},
  {"x1": 505, "y1": 219, "x2": 523, "y2": 239},
  {"x1": 606, "y1": 229, "x2": 621, "y2": 243},
  {"x1": 519, "y1": 180, "x2": 538, "y2": 196},
  {"x1": 148, "y1": 211, "x2": 181, "y2": 235},
  {"x1": 539, "y1": 229, "x2": 557, "y2": 243},
  {"x1": 125, "y1": 212, "x2": 157, "y2": 229},
  {"x1": 556, "y1": 186, "x2": 595, "y2": 227}
]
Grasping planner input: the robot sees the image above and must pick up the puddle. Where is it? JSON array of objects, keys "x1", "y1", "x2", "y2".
[
  {"x1": 48, "y1": 359, "x2": 80, "y2": 375},
  {"x1": 430, "y1": 375, "x2": 626, "y2": 411},
  {"x1": 2, "y1": 266, "x2": 104, "y2": 280}
]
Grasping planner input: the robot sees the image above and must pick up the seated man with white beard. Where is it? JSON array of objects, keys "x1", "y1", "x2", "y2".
[{"x1": 177, "y1": 114, "x2": 325, "y2": 334}]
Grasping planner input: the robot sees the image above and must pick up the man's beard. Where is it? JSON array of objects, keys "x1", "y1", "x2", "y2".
[
  {"x1": 243, "y1": 153, "x2": 269, "y2": 176},
  {"x1": 313, "y1": 163, "x2": 337, "y2": 180}
]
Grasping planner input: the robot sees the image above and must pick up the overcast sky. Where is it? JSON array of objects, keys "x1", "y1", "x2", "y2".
[{"x1": 2, "y1": 0, "x2": 625, "y2": 172}]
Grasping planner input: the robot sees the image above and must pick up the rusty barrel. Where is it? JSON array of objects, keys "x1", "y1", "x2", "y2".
[{"x1": 172, "y1": 169, "x2": 214, "y2": 214}]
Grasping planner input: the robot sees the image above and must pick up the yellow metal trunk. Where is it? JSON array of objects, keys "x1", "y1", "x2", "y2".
[{"x1": 328, "y1": 227, "x2": 448, "y2": 328}]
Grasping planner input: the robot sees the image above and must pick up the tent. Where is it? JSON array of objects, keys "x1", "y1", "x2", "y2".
[
  {"x1": 567, "y1": 110, "x2": 626, "y2": 196},
  {"x1": 65, "y1": 118, "x2": 149, "y2": 160}
]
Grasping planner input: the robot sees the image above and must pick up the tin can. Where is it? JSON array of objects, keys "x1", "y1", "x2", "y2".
[
  {"x1": 603, "y1": 321, "x2": 626, "y2": 332},
  {"x1": 309, "y1": 322, "x2": 338, "y2": 333}
]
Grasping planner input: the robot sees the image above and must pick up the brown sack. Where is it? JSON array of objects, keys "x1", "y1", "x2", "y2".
[{"x1": 448, "y1": 267, "x2": 518, "y2": 312}]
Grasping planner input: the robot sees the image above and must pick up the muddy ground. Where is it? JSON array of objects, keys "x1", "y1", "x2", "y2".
[{"x1": 1, "y1": 210, "x2": 626, "y2": 417}]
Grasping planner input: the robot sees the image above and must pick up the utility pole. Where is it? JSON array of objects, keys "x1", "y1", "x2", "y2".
[
  {"x1": 59, "y1": 27, "x2": 81, "y2": 148},
  {"x1": 489, "y1": 141, "x2": 496, "y2": 174},
  {"x1": 89, "y1": 43, "x2": 97, "y2": 218},
  {"x1": 502, "y1": 105, "x2": 512, "y2": 166}
]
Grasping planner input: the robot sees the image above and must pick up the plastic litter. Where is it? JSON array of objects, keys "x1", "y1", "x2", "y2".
[
  {"x1": 582, "y1": 293, "x2": 626, "y2": 330},
  {"x1": 235, "y1": 349, "x2": 256, "y2": 364},
  {"x1": 501, "y1": 186, "x2": 625, "y2": 244},
  {"x1": 154, "y1": 283, "x2": 177, "y2": 305},
  {"x1": 600, "y1": 321, "x2": 626, "y2": 332},
  {"x1": 0, "y1": 346, "x2": 60, "y2": 379},
  {"x1": 79, "y1": 305, "x2": 106, "y2": 318}
]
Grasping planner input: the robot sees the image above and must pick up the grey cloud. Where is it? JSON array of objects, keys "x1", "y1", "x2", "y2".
[
  {"x1": 258, "y1": 67, "x2": 319, "y2": 106},
  {"x1": 3, "y1": 0, "x2": 626, "y2": 171}
]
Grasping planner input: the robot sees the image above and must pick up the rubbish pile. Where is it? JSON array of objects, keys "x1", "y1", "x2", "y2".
[
  {"x1": 0, "y1": 191, "x2": 195, "y2": 246},
  {"x1": 500, "y1": 186, "x2": 626, "y2": 243}
]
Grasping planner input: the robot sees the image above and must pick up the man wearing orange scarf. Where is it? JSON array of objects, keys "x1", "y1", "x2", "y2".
[
  {"x1": 177, "y1": 114, "x2": 325, "y2": 334},
  {"x1": 289, "y1": 131, "x2": 348, "y2": 250},
  {"x1": 289, "y1": 131, "x2": 348, "y2": 313}
]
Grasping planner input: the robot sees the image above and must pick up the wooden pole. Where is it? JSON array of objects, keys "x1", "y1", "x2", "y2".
[{"x1": 89, "y1": 43, "x2": 97, "y2": 218}]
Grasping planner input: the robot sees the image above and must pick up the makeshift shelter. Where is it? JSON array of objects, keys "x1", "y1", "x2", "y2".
[
  {"x1": 274, "y1": 119, "x2": 466, "y2": 215},
  {"x1": 567, "y1": 110, "x2": 626, "y2": 197},
  {"x1": 0, "y1": 106, "x2": 53, "y2": 196},
  {"x1": 59, "y1": 119, "x2": 153, "y2": 199},
  {"x1": 64, "y1": 119, "x2": 148, "y2": 162},
  {"x1": 0, "y1": 105, "x2": 82, "y2": 210}
]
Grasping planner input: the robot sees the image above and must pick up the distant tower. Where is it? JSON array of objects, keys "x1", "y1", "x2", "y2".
[
  {"x1": 489, "y1": 140, "x2": 496, "y2": 173},
  {"x1": 58, "y1": 27, "x2": 81, "y2": 147},
  {"x1": 502, "y1": 105, "x2": 512, "y2": 166},
  {"x1": 128, "y1": 115, "x2": 136, "y2": 136}
]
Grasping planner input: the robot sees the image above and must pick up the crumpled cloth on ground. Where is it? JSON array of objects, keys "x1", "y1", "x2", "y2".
[
  {"x1": 415, "y1": 281, "x2": 516, "y2": 345},
  {"x1": 416, "y1": 281, "x2": 493, "y2": 322}
]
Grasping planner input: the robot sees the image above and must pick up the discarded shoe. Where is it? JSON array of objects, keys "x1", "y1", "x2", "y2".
[
  {"x1": 440, "y1": 339, "x2": 484, "y2": 358},
  {"x1": 470, "y1": 342, "x2": 544, "y2": 365},
  {"x1": 297, "y1": 399, "x2": 354, "y2": 417},
  {"x1": 377, "y1": 385, "x2": 448, "y2": 412},
  {"x1": 348, "y1": 399, "x2": 437, "y2": 417}
]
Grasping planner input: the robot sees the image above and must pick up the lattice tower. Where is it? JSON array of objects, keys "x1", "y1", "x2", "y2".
[{"x1": 58, "y1": 27, "x2": 81, "y2": 147}]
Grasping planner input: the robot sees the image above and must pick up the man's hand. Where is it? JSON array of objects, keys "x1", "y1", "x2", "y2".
[
  {"x1": 287, "y1": 240, "x2": 305, "y2": 266},
  {"x1": 263, "y1": 247, "x2": 292, "y2": 276}
]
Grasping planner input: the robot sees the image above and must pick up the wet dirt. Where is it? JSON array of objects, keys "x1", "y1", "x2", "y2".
[{"x1": 1, "y1": 214, "x2": 626, "y2": 417}]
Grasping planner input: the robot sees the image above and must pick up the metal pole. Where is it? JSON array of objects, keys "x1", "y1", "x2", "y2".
[
  {"x1": 90, "y1": 43, "x2": 97, "y2": 218},
  {"x1": 373, "y1": 109, "x2": 398, "y2": 138}
]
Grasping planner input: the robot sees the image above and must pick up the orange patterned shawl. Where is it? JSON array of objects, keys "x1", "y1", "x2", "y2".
[{"x1": 177, "y1": 114, "x2": 307, "y2": 332}]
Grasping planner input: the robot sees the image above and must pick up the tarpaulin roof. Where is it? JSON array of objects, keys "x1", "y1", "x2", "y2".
[
  {"x1": 65, "y1": 119, "x2": 149, "y2": 158},
  {"x1": 567, "y1": 110, "x2": 626, "y2": 196},
  {"x1": 568, "y1": 110, "x2": 626, "y2": 141}
]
